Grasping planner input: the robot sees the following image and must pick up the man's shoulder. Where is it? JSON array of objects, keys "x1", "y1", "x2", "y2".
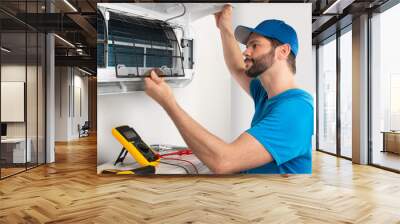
[{"x1": 277, "y1": 89, "x2": 314, "y2": 109}]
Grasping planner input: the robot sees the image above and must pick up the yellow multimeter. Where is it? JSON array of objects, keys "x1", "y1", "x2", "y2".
[{"x1": 112, "y1": 125, "x2": 160, "y2": 167}]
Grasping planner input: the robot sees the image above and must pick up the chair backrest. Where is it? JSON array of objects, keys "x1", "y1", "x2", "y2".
[{"x1": 82, "y1": 121, "x2": 90, "y2": 129}]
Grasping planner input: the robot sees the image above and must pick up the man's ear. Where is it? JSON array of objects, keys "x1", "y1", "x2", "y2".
[{"x1": 277, "y1": 44, "x2": 291, "y2": 60}]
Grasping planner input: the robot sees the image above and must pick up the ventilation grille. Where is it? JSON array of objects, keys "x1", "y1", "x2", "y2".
[{"x1": 97, "y1": 11, "x2": 185, "y2": 78}]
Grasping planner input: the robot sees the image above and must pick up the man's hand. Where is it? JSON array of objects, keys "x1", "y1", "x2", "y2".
[
  {"x1": 144, "y1": 70, "x2": 175, "y2": 109},
  {"x1": 214, "y1": 4, "x2": 233, "y2": 33}
]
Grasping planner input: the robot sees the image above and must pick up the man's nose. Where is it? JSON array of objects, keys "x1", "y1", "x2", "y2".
[{"x1": 243, "y1": 48, "x2": 251, "y2": 58}]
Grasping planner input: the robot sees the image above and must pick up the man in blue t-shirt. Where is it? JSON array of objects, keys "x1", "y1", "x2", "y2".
[{"x1": 144, "y1": 5, "x2": 314, "y2": 174}]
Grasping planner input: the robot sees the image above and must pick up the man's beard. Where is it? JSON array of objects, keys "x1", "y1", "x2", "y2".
[{"x1": 244, "y1": 50, "x2": 275, "y2": 78}]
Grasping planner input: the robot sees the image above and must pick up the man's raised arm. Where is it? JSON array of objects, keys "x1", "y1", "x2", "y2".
[{"x1": 215, "y1": 5, "x2": 252, "y2": 95}]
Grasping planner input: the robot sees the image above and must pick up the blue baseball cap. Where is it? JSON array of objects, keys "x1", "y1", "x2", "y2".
[{"x1": 234, "y1": 19, "x2": 299, "y2": 57}]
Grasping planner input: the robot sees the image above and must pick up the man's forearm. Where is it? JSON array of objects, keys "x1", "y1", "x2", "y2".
[
  {"x1": 219, "y1": 29, "x2": 251, "y2": 94},
  {"x1": 220, "y1": 29, "x2": 246, "y2": 75},
  {"x1": 162, "y1": 100, "x2": 229, "y2": 172}
]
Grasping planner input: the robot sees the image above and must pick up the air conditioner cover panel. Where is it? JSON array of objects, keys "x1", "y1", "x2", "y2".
[{"x1": 97, "y1": 3, "x2": 226, "y2": 94}]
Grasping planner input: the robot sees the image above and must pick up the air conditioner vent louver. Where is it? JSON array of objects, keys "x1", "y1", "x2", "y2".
[
  {"x1": 108, "y1": 12, "x2": 185, "y2": 78},
  {"x1": 109, "y1": 12, "x2": 172, "y2": 47}
]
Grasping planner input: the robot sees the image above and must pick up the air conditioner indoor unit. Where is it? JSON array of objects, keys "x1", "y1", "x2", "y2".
[{"x1": 97, "y1": 3, "x2": 226, "y2": 94}]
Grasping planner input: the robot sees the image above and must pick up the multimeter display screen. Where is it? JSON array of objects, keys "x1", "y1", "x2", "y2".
[{"x1": 124, "y1": 130, "x2": 137, "y2": 140}]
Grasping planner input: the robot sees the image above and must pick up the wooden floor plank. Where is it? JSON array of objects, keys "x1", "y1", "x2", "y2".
[{"x1": 0, "y1": 135, "x2": 400, "y2": 223}]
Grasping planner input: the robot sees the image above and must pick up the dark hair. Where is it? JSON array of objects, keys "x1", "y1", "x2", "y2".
[{"x1": 268, "y1": 38, "x2": 296, "y2": 74}]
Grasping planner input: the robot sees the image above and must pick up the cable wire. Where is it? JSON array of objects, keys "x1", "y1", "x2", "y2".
[
  {"x1": 159, "y1": 149, "x2": 192, "y2": 157},
  {"x1": 165, "y1": 4, "x2": 186, "y2": 22},
  {"x1": 159, "y1": 161, "x2": 189, "y2": 174},
  {"x1": 162, "y1": 157, "x2": 198, "y2": 174}
]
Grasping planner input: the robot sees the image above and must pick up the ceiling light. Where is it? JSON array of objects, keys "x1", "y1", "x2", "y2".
[
  {"x1": 54, "y1": 34, "x2": 75, "y2": 48},
  {"x1": 1, "y1": 47, "x2": 11, "y2": 53},
  {"x1": 63, "y1": 0, "x2": 78, "y2": 12},
  {"x1": 78, "y1": 67, "x2": 92, "y2": 76},
  {"x1": 322, "y1": 0, "x2": 354, "y2": 15},
  {"x1": 322, "y1": 0, "x2": 342, "y2": 14}
]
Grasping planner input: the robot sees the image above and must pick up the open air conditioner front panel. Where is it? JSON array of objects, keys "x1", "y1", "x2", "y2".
[
  {"x1": 97, "y1": 5, "x2": 194, "y2": 94},
  {"x1": 109, "y1": 12, "x2": 186, "y2": 77}
]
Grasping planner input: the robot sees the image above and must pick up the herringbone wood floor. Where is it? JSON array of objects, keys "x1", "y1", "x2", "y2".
[{"x1": 1, "y1": 135, "x2": 400, "y2": 223}]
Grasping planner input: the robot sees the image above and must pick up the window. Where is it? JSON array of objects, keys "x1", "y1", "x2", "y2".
[
  {"x1": 317, "y1": 37, "x2": 337, "y2": 154},
  {"x1": 370, "y1": 2, "x2": 400, "y2": 171},
  {"x1": 390, "y1": 74, "x2": 400, "y2": 130},
  {"x1": 339, "y1": 28, "x2": 352, "y2": 158},
  {"x1": 0, "y1": 1, "x2": 47, "y2": 179}
]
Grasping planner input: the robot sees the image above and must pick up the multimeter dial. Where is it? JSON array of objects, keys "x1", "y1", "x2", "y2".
[{"x1": 132, "y1": 139, "x2": 157, "y2": 162}]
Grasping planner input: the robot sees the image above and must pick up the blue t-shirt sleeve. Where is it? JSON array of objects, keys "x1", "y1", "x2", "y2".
[{"x1": 246, "y1": 99, "x2": 313, "y2": 166}]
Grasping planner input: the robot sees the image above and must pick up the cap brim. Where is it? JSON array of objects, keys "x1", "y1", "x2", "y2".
[{"x1": 234, "y1": 25, "x2": 255, "y2": 45}]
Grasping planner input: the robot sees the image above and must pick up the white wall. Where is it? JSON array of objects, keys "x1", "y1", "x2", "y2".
[
  {"x1": 1, "y1": 65, "x2": 26, "y2": 81},
  {"x1": 1, "y1": 65, "x2": 26, "y2": 139},
  {"x1": 71, "y1": 72, "x2": 89, "y2": 138},
  {"x1": 1, "y1": 64, "x2": 46, "y2": 163},
  {"x1": 55, "y1": 67, "x2": 69, "y2": 141},
  {"x1": 97, "y1": 3, "x2": 314, "y2": 165},
  {"x1": 55, "y1": 67, "x2": 89, "y2": 141},
  {"x1": 1, "y1": 65, "x2": 40, "y2": 138}
]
